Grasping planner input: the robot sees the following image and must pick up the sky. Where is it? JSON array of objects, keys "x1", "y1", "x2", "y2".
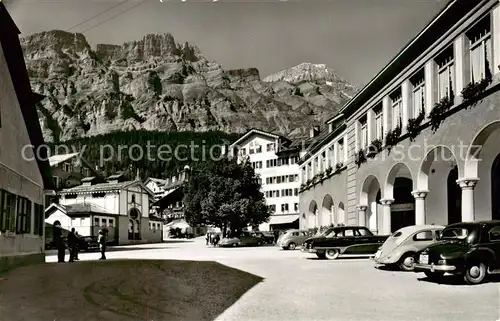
[{"x1": 5, "y1": 0, "x2": 448, "y2": 86}]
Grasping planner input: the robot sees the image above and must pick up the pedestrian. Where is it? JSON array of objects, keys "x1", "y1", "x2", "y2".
[
  {"x1": 213, "y1": 233, "x2": 220, "y2": 247},
  {"x1": 53, "y1": 221, "x2": 65, "y2": 263},
  {"x1": 74, "y1": 231, "x2": 80, "y2": 261},
  {"x1": 205, "y1": 232, "x2": 210, "y2": 246},
  {"x1": 273, "y1": 230, "x2": 279, "y2": 243},
  {"x1": 98, "y1": 230, "x2": 107, "y2": 260},
  {"x1": 67, "y1": 228, "x2": 78, "y2": 262}
]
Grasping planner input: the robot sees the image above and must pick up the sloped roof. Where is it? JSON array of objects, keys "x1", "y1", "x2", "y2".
[
  {"x1": 49, "y1": 152, "x2": 79, "y2": 167},
  {"x1": 58, "y1": 179, "x2": 154, "y2": 196},
  {"x1": 45, "y1": 202, "x2": 110, "y2": 216},
  {"x1": 0, "y1": 3, "x2": 53, "y2": 190},
  {"x1": 229, "y1": 128, "x2": 290, "y2": 147}
]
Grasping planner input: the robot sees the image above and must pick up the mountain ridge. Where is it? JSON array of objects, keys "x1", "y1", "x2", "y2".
[{"x1": 22, "y1": 30, "x2": 358, "y2": 142}]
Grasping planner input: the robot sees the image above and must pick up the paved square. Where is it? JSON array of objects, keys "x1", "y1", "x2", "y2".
[{"x1": 5, "y1": 239, "x2": 499, "y2": 320}]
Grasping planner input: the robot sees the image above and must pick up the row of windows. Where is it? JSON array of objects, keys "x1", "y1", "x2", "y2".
[
  {"x1": 93, "y1": 217, "x2": 115, "y2": 228},
  {"x1": 357, "y1": 14, "x2": 492, "y2": 149},
  {"x1": 240, "y1": 143, "x2": 277, "y2": 156},
  {"x1": 303, "y1": 138, "x2": 346, "y2": 179},
  {"x1": 251, "y1": 161, "x2": 263, "y2": 169},
  {"x1": 265, "y1": 188, "x2": 299, "y2": 198},
  {"x1": 265, "y1": 174, "x2": 299, "y2": 184},
  {"x1": 0, "y1": 189, "x2": 44, "y2": 236},
  {"x1": 269, "y1": 203, "x2": 299, "y2": 213},
  {"x1": 149, "y1": 222, "x2": 162, "y2": 230}
]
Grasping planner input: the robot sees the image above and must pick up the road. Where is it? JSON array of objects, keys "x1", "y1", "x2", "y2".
[{"x1": 45, "y1": 238, "x2": 499, "y2": 321}]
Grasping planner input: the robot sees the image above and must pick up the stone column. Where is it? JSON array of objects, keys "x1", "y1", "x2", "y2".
[
  {"x1": 411, "y1": 190, "x2": 429, "y2": 225},
  {"x1": 367, "y1": 109, "x2": 375, "y2": 144},
  {"x1": 424, "y1": 60, "x2": 436, "y2": 116},
  {"x1": 333, "y1": 141, "x2": 338, "y2": 166},
  {"x1": 457, "y1": 178, "x2": 479, "y2": 222},
  {"x1": 382, "y1": 96, "x2": 391, "y2": 137},
  {"x1": 325, "y1": 146, "x2": 330, "y2": 169},
  {"x1": 357, "y1": 205, "x2": 367, "y2": 227},
  {"x1": 401, "y1": 80, "x2": 411, "y2": 130},
  {"x1": 380, "y1": 198, "x2": 394, "y2": 235},
  {"x1": 454, "y1": 34, "x2": 469, "y2": 99}
]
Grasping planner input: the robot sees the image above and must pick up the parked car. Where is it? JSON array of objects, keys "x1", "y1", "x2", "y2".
[
  {"x1": 414, "y1": 220, "x2": 500, "y2": 284},
  {"x1": 302, "y1": 226, "x2": 389, "y2": 260},
  {"x1": 373, "y1": 225, "x2": 445, "y2": 271},
  {"x1": 79, "y1": 236, "x2": 99, "y2": 251},
  {"x1": 254, "y1": 231, "x2": 275, "y2": 244},
  {"x1": 278, "y1": 229, "x2": 310, "y2": 250},
  {"x1": 218, "y1": 231, "x2": 265, "y2": 247}
]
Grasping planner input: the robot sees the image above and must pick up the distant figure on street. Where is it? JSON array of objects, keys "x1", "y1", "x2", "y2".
[
  {"x1": 53, "y1": 221, "x2": 65, "y2": 263},
  {"x1": 98, "y1": 230, "x2": 107, "y2": 260},
  {"x1": 205, "y1": 232, "x2": 210, "y2": 245},
  {"x1": 74, "y1": 231, "x2": 80, "y2": 261},
  {"x1": 213, "y1": 233, "x2": 220, "y2": 247},
  {"x1": 273, "y1": 230, "x2": 279, "y2": 243},
  {"x1": 67, "y1": 228, "x2": 78, "y2": 262}
]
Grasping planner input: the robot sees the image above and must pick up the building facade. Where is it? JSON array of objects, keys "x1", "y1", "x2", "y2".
[
  {"x1": 49, "y1": 152, "x2": 100, "y2": 190},
  {"x1": 0, "y1": 3, "x2": 54, "y2": 269},
  {"x1": 229, "y1": 129, "x2": 308, "y2": 231},
  {"x1": 48, "y1": 174, "x2": 161, "y2": 244},
  {"x1": 299, "y1": 0, "x2": 500, "y2": 235}
]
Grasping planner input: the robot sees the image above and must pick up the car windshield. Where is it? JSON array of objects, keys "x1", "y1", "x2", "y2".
[
  {"x1": 323, "y1": 228, "x2": 339, "y2": 237},
  {"x1": 439, "y1": 225, "x2": 479, "y2": 244}
]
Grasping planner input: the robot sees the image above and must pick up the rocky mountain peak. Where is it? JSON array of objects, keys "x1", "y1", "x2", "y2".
[{"x1": 22, "y1": 31, "x2": 358, "y2": 142}]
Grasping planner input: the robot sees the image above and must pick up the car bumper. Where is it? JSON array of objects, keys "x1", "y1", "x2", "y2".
[
  {"x1": 301, "y1": 247, "x2": 318, "y2": 253},
  {"x1": 414, "y1": 263, "x2": 456, "y2": 272}
]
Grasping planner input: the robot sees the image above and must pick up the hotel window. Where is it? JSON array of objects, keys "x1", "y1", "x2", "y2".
[
  {"x1": 281, "y1": 204, "x2": 289, "y2": 213},
  {"x1": 338, "y1": 139, "x2": 344, "y2": 163},
  {"x1": 410, "y1": 69, "x2": 425, "y2": 118},
  {"x1": 266, "y1": 143, "x2": 275, "y2": 152},
  {"x1": 101, "y1": 218, "x2": 107, "y2": 226},
  {"x1": 294, "y1": 188, "x2": 298, "y2": 196},
  {"x1": 239, "y1": 148, "x2": 246, "y2": 156},
  {"x1": 294, "y1": 203, "x2": 299, "y2": 212},
  {"x1": 33, "y1": 204, "x2": 44, "y2": 236},
  {"x1": 373, "y1": 104, "x2": 383, "y2": 140},
  {"x1": 390, "y1": 89, "x2": 402, "y2": 130},
  {"x1": 0, "y1": 191, "x2": 16, "y2": 232},
  {"x1": 435, "y1": 45, "x2": 455, "y2": 100},
  {"x1": 269, "y1": 205, "x2": 276, "y2": 213},
  {"x1": 255, "y1": 144, "x2": 262, "y2": 153},
  {"x1": 94, "y1": 217, "x2": 99, "y2": 226},
  {"x1": 467, "y1": 14, "x2": 492, "y2": 83},
  {"x1": 328, "y1": 146, "x2": 334, "y2": 167},
  {"x1": 359, "y1": 116, "x2": 368, "y2": 149}
]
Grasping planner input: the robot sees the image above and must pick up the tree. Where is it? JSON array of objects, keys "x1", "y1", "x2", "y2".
[{"x1": 183, "y1": 157, "x2": 270, "y2": 237}]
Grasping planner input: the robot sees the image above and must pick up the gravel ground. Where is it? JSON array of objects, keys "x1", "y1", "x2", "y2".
[{"x1": 2, "y1": 238, "x2": 498, "y2": 321}]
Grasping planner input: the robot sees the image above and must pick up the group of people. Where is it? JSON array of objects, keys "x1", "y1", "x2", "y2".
[
  {"x1": 53, "y1": 221, "x2": 108, "y2": 262},
  {"x1": 205, "y1": 232, "x2": 221, "y2": 246}
]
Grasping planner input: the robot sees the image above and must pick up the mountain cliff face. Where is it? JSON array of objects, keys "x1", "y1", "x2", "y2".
[{"x1": 22, "y1": 31, "x2": 358, "y2": 142}]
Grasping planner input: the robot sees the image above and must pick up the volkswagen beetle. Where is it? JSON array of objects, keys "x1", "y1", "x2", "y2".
[{"x1": 373, "y1": 224, "x2": 444, "y2": 271}]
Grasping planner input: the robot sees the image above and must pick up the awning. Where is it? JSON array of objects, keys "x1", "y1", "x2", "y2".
[{"x1": 268, "y1": 214, "x2": 299, "y2": 225}]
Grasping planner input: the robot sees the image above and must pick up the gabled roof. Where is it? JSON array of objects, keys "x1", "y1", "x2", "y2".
[
  {"x1": 58, "y1": 179, "x2": 155, "y2": 196},
  {"x1": 49, "y1": 152, "x2": 79, "y2": 167},
  {"x1": 45, "y1": 202, "x2": 110, "y2": 216},
  {"x1": 229, "y1": 128, "x2": 290, "y2": 148},
  {"x1": 327, "y1": 0, "x2": 477, "y2": 123},
  {"x1": 0, "y1": 3, "x2": 53, "y2": 190}
]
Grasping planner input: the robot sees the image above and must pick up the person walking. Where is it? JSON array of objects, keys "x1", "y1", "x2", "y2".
[
  {"x1": 98, "y1": 230, "x2": 107, "y2": 260},
  {"x1": 205, "y1": 232, "x2": 210, "y2": 246},
  {"x1": 74, "y1": 231, "x2": 80, "y2": 261},
  {"x1": 67, "y1": 228, "x2": 78, "y2": 262},
  {"x1": 53, "y1": 221, "x2": 65, "y2": 263}
]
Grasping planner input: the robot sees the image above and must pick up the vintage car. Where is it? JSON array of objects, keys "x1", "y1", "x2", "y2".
[
  {"x1": 218, "y1": 231, "x2": 265, "y2": 247},
  {"x1": 277, "y1": 229, "x2": 310, "y2": 250},
  {"x1": 373, "y1": 225, "x2": 445, "y2": 271},
  {"x1": 414, "y1": 220, "x2": 500, "y2": 284},
  {"x1": 302, "y1": 226, "x2": 389, "y2": 260},
  {"x1": 254, "y1": 231, "x2": 275, "y2": 244}
]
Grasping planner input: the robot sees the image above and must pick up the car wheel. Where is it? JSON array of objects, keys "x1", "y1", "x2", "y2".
[
  {"x1": 288, "y1": 242, "x2": 296, "y2": 250},
  {"x1": 325, "y1": 249, "x2": 340, "y2": 260},
  {"x1": 398, "y1": 252, "x2": 417, "y2": 271},
  {"x1": 424, "y1": 271, "x2": 445, "y2": 280},
  {"x1": 316, "y1": 253, "x2": 326, "y2": 259},
  {"x1": 464, "y1": 262, "x2": 487, "y2": 285}
]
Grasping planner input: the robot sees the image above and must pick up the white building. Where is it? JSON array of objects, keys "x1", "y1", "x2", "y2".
[
  {"x1": 0, "y1": 3, "x2": 55, "y2": 270},
  {"x1": 228, "y1": 128, "x2": 312, "y2": 231},
  {"x1": 45, "y1": 173, "x2": 162, "y2": 245}
]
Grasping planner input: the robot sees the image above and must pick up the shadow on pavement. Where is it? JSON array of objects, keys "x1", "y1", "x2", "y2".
[
  {"x1": 417, "y1": 274, "x2": 500, "y2": 285},
  {"x1": 305, "y1": 256, "x2": 369, "y2": 260},
  {"x1": 0, "y1": 259, "x2": 263, "y2": 321}
]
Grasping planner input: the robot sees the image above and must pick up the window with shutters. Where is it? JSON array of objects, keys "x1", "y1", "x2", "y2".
[{"x1": 467, "y1": 14, "x2": 492, "y2": 83}]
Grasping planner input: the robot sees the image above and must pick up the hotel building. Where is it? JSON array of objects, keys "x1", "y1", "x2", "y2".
[{"x1": 299, "y1": 0, "x2": 500, "y2": 234}]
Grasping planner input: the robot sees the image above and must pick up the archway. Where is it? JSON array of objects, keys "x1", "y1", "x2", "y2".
[
  {"x1": 447, "y1": 166, "x2": 461, "y2": 224},
  {"x1": 321, "y1": 195, "x2": 334, "y2": 227},
  {"x1": 464, "y1": 121, "x2": 500, "y2": 221},
  {"x1": 308, "y1": 201, "x2": 318, "y2": 228},
  {"x1": 360, "y1": 175, "x2": 381, "y2": 232},
  {"x1": 492, "y1": 153, "x2": 500, "y2": 220},
  {"x1": 417, "y1": 146, "x2": 460, "y2": 225},
  {"x1": 128, "y1": 208, "x2": 141, "y2": 240},
  {"x1": 385, "y1": 163, "x2": 414, "y2": 232},
  {"x1": 338, "y1": 202, "x2": 345, "y2": 225}
]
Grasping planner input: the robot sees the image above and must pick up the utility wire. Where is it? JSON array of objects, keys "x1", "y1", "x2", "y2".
[
  {"x1": 66, "y1": 0, "x2": 129, "y2": 32},
  {"x1": 79, "y1": 0, "x2": 148, "y2": 34}
]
